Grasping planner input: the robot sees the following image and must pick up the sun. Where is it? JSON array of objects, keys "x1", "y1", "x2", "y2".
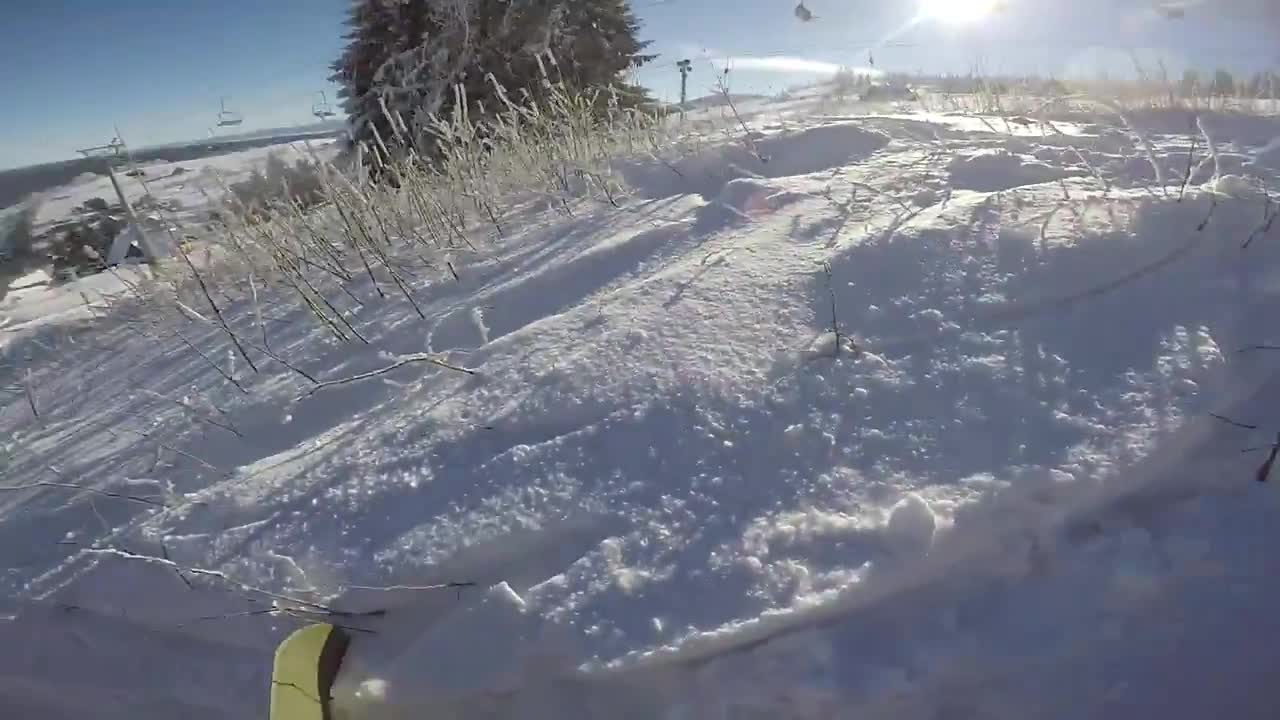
[{"x1": 920, "y1": 0, "x2": 1001, "y2": 24}]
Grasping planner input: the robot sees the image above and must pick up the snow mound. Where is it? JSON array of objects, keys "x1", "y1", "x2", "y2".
[
  {"x1": 883, "y1": 493, "x2": 936, "y2": 558},
  {"x1": 622, "y1": 121, "x2": 889, "y2": 199},
  {"x1": 948, "y1": 149, "x2": 1079, "y2": 192}
]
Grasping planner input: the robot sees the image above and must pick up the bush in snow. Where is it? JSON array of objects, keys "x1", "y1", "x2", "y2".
[
  {"x1": 0, "y1": 199, "x2": 40, "y2": 265},
  {"x1": 226, "y1": 153, "x2": 327, "y2": 222},
  {"x1": 827, "y1": 66, "x2": 868, "y2": 104},
  {"x1": 189, "y1": 65, "x2": 672, "y2": 347},
  {"x1": 329, "y1": 0, "x2": 655, "y2": 169}
]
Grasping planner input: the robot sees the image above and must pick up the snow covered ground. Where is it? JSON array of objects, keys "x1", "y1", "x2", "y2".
[{"x1": 3, "y1": 89, "x2": 1280, "y2": 718}]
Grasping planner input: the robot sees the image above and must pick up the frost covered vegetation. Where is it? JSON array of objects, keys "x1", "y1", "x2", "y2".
[{"x1": 4, "y1": 2, "x2": 1280, "y2": 719}]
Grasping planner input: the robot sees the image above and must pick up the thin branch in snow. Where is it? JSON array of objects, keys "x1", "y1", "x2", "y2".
[
  {"x1": 1177, "y1": 118, "x2": 1198, "y2": 202},
  {"x1": 175, "y1": 271, "x2": 337, "y2": 383},
  {"x1": 179, "y1": 602, "x2": 382, "y2": 631},
  {"x1": 714, "y1": 68, "x2": 767, "y2": 165},
  {"x1": 1257, "y1": 433, "x2": 1280, "y2": 483},
  {"x1": 139, "y1": 389, "x2": 244, "y2": 438},
  {"x1": 345, "y1": 582, "x2": 477, "y2": 592},
  {"x1": 23, "y1": 369, "x2": 39, "y2": 422},
  {"x1": 179, "y1": 608, "x2": 279, "y2": 627},
  {"x1": 82, "y1": 547, "x2": 474, "y2": 626},
  {"x1": 1197, "y1": 193, "x2": 1219, "y2": 232},
  {"x1": 174, "y1": 238, "x2": 260, "y2": 374},
  {"x1": 824, "y1": 261, "x2": 842, "y2": 356},
  {"x1": 81, "y1": 547, "x2": 365, "y2": 616},
  {"x1": 1196, "y1": 114, "x2": 1221, "y2": 182},
  {"x1": 1208, "y1": 413, "x2": 1258, "y2": 430},
  {"x1": 249, "y1": 272, "x2": 272, "y2": 353},
  {"x1": 816, "y1": 261, "x2": 859, "y2": 359},
  {"x1": 161, "y1": 543, "x2": 193, "y2": 590},
  {"x1": 843, "y1": 180, "x2": 913, "y2": 215},
  {"x1": 173, "y1": 329, "x2": 249, "y2": 394},
  {"x1": 0, "y1": 477, "x2": 166, "y2": 507},
  {"x1": 302, "y1": 353, "x2": 475, "y2": 398},
  {"x1": 112, "y1": 427, "x2": 224, "y2": 474},
  {"x1": 1243, "y1": 193, "x2": 1277, "y2": 249}
]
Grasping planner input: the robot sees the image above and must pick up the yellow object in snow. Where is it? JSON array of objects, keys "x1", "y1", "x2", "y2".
[{"x1": 269, "y1": 623, "x2": 351, "y2": 720}]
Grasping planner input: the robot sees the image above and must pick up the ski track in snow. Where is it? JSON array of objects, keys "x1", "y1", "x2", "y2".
[{"x1": 4, "y1": 90, "x2": 1280, "y2": 718}]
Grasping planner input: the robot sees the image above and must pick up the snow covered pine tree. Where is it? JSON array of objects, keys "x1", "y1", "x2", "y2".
[
  {"x1": 329, "y1": 0, "x2": 403, "y2": 161},
  {"x1": 329, "y1": 0, "x2": 654, "y2": 177}
]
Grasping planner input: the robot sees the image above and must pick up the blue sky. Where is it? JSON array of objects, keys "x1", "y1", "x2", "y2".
[{"x1": 1, "y1": 0, "x2": 1276, "y2": 170}]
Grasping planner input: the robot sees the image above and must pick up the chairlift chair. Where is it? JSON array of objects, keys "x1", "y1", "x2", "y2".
[
  {"x1": 795, "y1": 2, "x2": 817, "y2": 21},
  {"x1": 216, "y1": 97, "x2": 244, "y2": 127},
  {"x1": 312, "y1": 91, "x2": 337, "y2": 120}
]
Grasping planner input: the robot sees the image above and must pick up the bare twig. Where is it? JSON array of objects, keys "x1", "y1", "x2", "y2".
[
  {"x1": 174, "y1": 240, "x2": 260, "y2": 374},
  {"x1": 82, "y1": 547, "x2": 473, "y2": 630},
  {"x1": 346, "y1": 582, "x2": 477, "y2": 592},
  {"x1": 1177, "y1": 118, "x2": 1198, "y2": 202},
  {"x1": 1208, "y1": 413, "x2": 1258, "y2": 430},
  {"x1": 1243, "y1": 194, "x2": 1277, "y2": 249},
  {"x1": 112, "y1": 427, "x2": 224, "y2": 473},
  {"x1": 139, "y1": 389, "x2": 244, "y2": 438},
  {"x1": 249, "y1": 272, "x2": 271, "y2": 353},
  {"x1": 23, "y1": 369, "x2": 40, "y2": 422},
  {"x1": 1, "y1": 476, "x2": 165, "y2": 507},
  {"x1": 162, "y1": 543, "x2": 194, "y2": 589},
  {"x1": 715, "y1": 69, "x2": 767, "y2": 165},
  {"x1": 178, "y1": 301, "x2": 320, "y2": 385},
  {"x1": 180, "y1": 606, "x2": 378, "y2": 633},
  {"x1": 1257, "y1": 433, "x2": 1280, "y2": 483},
  {"x1": 179, "y1": 608, "x2": 279, "y2": 626},
  {"x1": 843, "y1": 180, "x2": 914, "y2": 215},
  {"x1": 303, "y1": 353, "x2": 475, "y2": 398},
  {"x1": 173, "y1": 329, "x2": 249, "y2": 394},
  {"x1": 816, "y1": 261, "x2": 860, "y2": 358},
  {"x1": 1196, "y1": 193, "x2": 1219, "y2": 232},
  {"x1": 823, "y1": 262, "x2": 842, "y2": 356},
  {"x1": 81, "y1": 547, "x2": 373, "y2": 617}
]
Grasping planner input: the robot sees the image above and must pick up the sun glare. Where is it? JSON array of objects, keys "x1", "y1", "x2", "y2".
[{"x1": 921, "y1": 0, "x2": 1001, "y2": 25}]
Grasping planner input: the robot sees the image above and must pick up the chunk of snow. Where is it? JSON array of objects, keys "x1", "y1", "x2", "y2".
[
  {"x1": 884, "y1": 493, "x2": 936, "y2": 556},
  {"x1": 1207, "y1": 174, "x2": 1262, "y2": 198}
]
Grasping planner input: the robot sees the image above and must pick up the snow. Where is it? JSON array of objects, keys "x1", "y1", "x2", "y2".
[
  {"x1": 4, "y1": 90, "x2": 1280, "y2": 718},
  {"x1": 0, "y1": 265, "x2": 153, "y2": 345}
]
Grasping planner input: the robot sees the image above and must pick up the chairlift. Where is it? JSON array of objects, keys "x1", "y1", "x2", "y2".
[
  {"x1": 795, "y1": 1, "x2": 817, "y2": 22},
  {"x1": 216, "y1": 97, "x2": 244, "y2": 127},
  {"x1": 312, "y1": 91, "x2": 337, "y2": 120}
]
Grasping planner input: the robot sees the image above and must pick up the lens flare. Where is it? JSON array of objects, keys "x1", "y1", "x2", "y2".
[{"x1": 921, "y1": 0, "x2": 1001, "y2": 24}]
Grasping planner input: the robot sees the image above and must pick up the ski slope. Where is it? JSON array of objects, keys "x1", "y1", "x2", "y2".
[{"x1": 3, "y1": 89, "x2": 1280, "y2": 718}]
